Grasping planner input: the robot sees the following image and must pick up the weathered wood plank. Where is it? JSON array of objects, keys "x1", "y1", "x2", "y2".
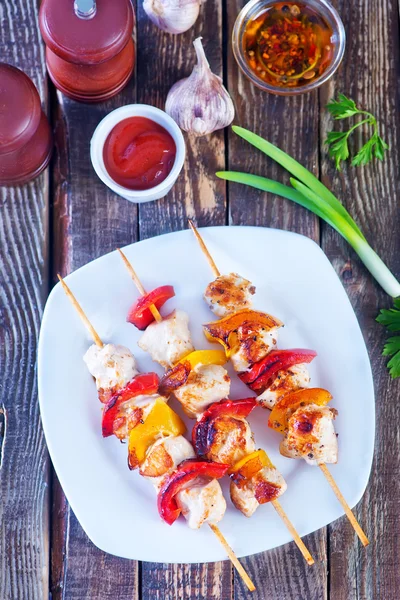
[
  {"x1": 0, "y1": 1, "x2": 50, "y2": 599},
  {"x1": 136, "y1": 2, "x2": 232, "y2": 597},
  {"x1": 226, "y1": 3, "x2": 327, "y2": 599},
  {"x1": 141, "y1": 561, "x2": 233, "y2": 600},
  {"x1": 319, "y1": 1, "x2": 400, "y2": 599},
  {"x1": 50, "y1": 24, "x2": 140, "y2": 600},
  {"x1": 137, "y1": 1, "x2": 227, "y2": 240},
  {"x1": 2, "y1": 0, "x2": 396, "y2": 598}
]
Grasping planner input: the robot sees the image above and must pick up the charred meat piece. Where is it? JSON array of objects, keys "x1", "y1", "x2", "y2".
[
  {"x1": 280, "y1": 404, "x2": 338, "y2": 466},
  {"x1": 174, "y1": 364, "x2": 231, "y2": 418},
  {"x1": 257, "y1": 363, "x2": 311, "y2": 409},
  {"x1": 204, "y1": 273, "x2": 256, "y2": 317}
]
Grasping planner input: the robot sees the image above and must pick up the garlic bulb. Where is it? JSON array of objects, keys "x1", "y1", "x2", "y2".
[
  {"x1": 143, "y1": 0, "x2": 201, "y2": 35},
  {"x1": 165, "y1": 37, "x2": 235, "y2": 137}
]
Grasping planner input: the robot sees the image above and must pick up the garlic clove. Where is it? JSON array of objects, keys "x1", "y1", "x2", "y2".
[
  {"x1": 165, "y1": 37, "x2": 235, "y2": 137},
  {"x1": 143, "y1": 0, "x2": 201, "y2": 35}
]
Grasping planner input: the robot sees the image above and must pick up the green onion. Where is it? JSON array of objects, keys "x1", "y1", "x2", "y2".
[
  {"x1": 217, "y1": 126, "x2": 400, "y2": 299},
  {"x1": 217, "y1": 172, "x2": 340, "y2": 232},
  {"x1": 231, "y1": 126, "x2": 366, "y2": 241},
  {"x1": 290, "y1": 179, "x2": 400, "y2": 297}
]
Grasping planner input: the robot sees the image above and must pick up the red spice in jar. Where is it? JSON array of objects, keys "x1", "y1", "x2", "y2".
[
  {"x1": 243, "y1": 2, "x2": 334, "y2": 88},
  {"x1": 103, "y1": 117, "x2": 176, "y2": 191}
]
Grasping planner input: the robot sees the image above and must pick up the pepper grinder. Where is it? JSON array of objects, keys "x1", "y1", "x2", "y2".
[
  {"x1": 39, "y1": 0, "x2": 135, "y2": 103},
  {"x1": 0, "y1": 63, "x2": 52, "y2": 186}
]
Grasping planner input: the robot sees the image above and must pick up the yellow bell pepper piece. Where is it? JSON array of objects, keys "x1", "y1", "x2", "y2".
[
  {"x1": 229, "y1": 449, "x2": 274, "y2": 476},
  {"x1": 177, "y1": 349, "x2": 228, "y2": 368},
  {"x1": 128, "y1": 399, "x2": 186, "y2": 468}
]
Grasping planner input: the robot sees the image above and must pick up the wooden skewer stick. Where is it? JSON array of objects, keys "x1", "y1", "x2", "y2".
[
  {"x1": 118, "y1": 250, "x2": 256, "y2": 586},
  {"x1": 117, "y1": 248, "x2": 162, "y2": 323},
  {"x1": 118, "y1": 249, "x2": 256, "y2": 586},
  {"x1": 209, "y1": 524, "x2": 255, "y2": 592},
  {"x1": 319, "y1": 464, "x2": 369, "y2": 546},
  {"x1": 57, "y1": 274, "x2": 103, "y2": 347},
  {"x1": 271, "y1": 499, "x2": 314, "y2": 565},
  {"x1": 189, "y1": 220, "x2": 315, "y2": 565},
  {"x1": 58, "y1": 272, "x2": 255, "y2": 589},
  {"x1": 188, "y1": 219, "x2": 220, "y2": 278},
  {"x1": 188, "y1": 218, "x2": 367, "y2": 554}
]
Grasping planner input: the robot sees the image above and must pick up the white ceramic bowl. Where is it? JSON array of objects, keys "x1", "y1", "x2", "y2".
[{"x1": 90, "y1": 104, "x2": 186, "y2": 203}]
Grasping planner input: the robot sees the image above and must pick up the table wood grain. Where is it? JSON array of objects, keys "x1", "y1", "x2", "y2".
[
  {"x1": 0, "y1": 2, "x2": 50, "y2": 599},
  {"x1": 0, "y1": 0, "x2": 399, "y2": 599}
]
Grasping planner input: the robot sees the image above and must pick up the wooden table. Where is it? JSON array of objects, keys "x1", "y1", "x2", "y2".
[{"x1": 1, "y1": 1, "x2": 399, "y2": 598}]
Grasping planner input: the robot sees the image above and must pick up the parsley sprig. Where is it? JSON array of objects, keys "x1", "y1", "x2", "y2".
[
  {"x1": 325, "y1": 94, "x2": 389, "y2": 170},
  {"x1": 376, "y1": 298, "x2": 400, "y2": 378}
]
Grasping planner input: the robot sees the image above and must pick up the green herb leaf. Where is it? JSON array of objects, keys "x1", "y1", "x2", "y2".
[
  {"x1": 326, "y1": 93, "x2": 359, "y2": 119},
  {"x1": 382, "y1": 337, "x2": 400, "y2": 378},
  {"x1": 351, "y1": 132, "x2": 389, "y2": 167},
  {"x1": 325, "y1": 131, "x2": 348, "y2": 143},
  {"x1": 376, "y1": 303, "x2": 400, "y2": 331},
  {"x1": 373, "y1": 135, "x2": 389, "y2": 161},
  {"x1": 382, "y1": 337, "x2": 400, "y2": 356},
  {"x1": 351, "y1": 138, "x2": 375, "y2": 167},
  {"x1": 326, "y1": 131, "x2": 350, "y2": 170},
  {"x1": 377, "y1": 301, "x2": 400, "y2": 378},
  {"x1": 324, "y1": 94, "x2": 389, "y2": 169}
]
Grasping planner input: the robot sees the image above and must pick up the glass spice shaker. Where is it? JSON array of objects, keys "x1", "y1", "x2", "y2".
[
  {"x1": 39, "y1": 0, "x2": 135, "y2": 103},
  {"x1": 0, "y1": 63, "x2": 53, "y2": 186}
]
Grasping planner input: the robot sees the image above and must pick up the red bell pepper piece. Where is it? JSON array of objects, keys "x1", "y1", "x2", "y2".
[
  {"x1": 127, "y1": 285, "x2": 175, "y2": 330},
  {"x1": 239, "y1": 349, "x2": 317, "y2": 393},
  {"x1": 192, "y1": 398, "x2": 257, "y2": 457},
  {"x1": 157, "y1": 459, "x2": 229, "y2": 525},
  {"x1": 102, "y1": 372, "x2": 160, "y2": 438}
]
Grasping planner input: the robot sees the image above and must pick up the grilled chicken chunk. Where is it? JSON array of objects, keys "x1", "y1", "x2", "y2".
[
  {"x1": 280, "y1": 404, "x2": 338, "y2": 466},
  {"x1": 230, "y1": 467, "x2": 287, "y2": 517},
  {"x1": 142, "y1": 437, "x2": 226, "y2": 529},
  {"x1": 174, "y1": 364, "x2": 231, "y2": 418},
  {"x1": 201, "y1": 415, "x2": 255, "y2": 465},
  {"x1": 204, "y1": 273, "x2": 256, "y2": 317},
  {"x1": 176, "y1": 477, "x2": 226, "y2": 529},
  {"x1": 141, "y1": 435, "x2": 195, "y2": 490},
  {"x1": 231, "y1": 326, "x2": 280, "y2": 373},
  {"x1": 138, "y1": 309, "x2": 194, "y2": 368},
  {"x1": 113, "y1": 394, "x2": 163, "y2": 440},
  {"x1": 257, "y1": 364, "x2": 311, "y2": 410},
  {"x1": 83, "y1": 343, "x2": 139, "y2": 403}
]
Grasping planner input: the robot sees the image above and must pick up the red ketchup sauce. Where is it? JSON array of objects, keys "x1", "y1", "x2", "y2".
[{"x1": 103, "y1": 117, "x2": 176, "y2": 190}]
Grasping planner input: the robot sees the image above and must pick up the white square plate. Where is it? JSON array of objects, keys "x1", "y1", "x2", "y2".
[{"x1": 38, "y1": 226, "x2": 374, "y2": 563}]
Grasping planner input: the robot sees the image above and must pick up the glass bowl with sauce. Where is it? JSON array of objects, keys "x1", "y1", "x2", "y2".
[
  {"x1": 232, "y1": 0, "x2": 345, "y2": 95},
  {"x1": 90, "y1": 105, "x2": 185, "y2": 203}
]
